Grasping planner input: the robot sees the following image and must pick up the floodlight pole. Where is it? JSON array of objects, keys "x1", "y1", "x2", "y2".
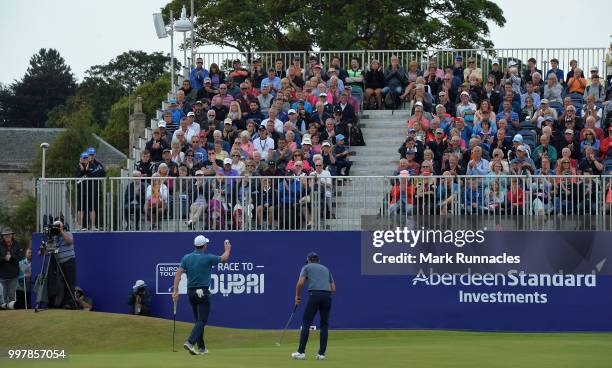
[
  {"x1": 170, "y1": 9, "x2": 175, "y2": 95},
  {"x1": 41, "y1": 145, "x2": 48, "y2": 178},
  {"x1": 190, "y1": 0, "x2": 195, "y2": 68}
]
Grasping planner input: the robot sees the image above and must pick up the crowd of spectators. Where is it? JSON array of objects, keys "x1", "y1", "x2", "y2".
[{"x1": 389, "y1": 53, "x2": 612, "y2": 216}]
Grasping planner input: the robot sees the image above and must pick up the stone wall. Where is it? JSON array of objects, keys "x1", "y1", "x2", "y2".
[{"x1": 0, "y1": 170, "x2": 34, "y2": 211}]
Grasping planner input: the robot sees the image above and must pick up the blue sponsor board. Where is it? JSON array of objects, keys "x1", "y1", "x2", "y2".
[{"x1": 31, "y1": 231, "x2": 612, "y2": 331}]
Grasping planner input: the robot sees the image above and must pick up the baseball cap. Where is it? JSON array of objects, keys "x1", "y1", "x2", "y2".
[
  {"x1": 288, "y1": 109, "x2": 297, "y2": 114},
  {"x1": 406, "y1": 149, "x2": 416, "y2": 155},
  {"x1": 204, "y1": 77, "x2": 212, "y2": 83},
  {"x1": 517, "y1": 145, "x2": 528, "y2": 152},
  {"x1": 194, "y1": 235, "x2": 209, "y2": 247},
  {"x1": 408, "y1": 127, "x2": 416, "y2": 133},
  {"x1": 322, "y1": 141, "x2": 331, "y2": 147},
  {"x1": 168, "y1": 98, "x2": 177, "y2": 104},
  {"x1": 80, "y1": 152, "x2": 89, "y2": 159},
  {"x1": 435, "y1": 128, "x2": 444, "y2": 134},
  {"x1": 223, "y1": 158, "x2": 232, "y2": 165},
  {"x1": 590, "y1": 66, "x2": 599, "y2": 72},
  {"x1": 461, "y1": 91, "x2": 469, "y2": 97},
  {"x1": 541, "y1": 98, "x2": 549, "y2": 104},
  {"x1": 454, "y1": 54, "x2": 463, "y2": 61},
  {"x1": 294, "y1": 160, "x2": 303, "y2": 166},
  {"x1": 163, "y1": 148, "x2": 172, "y2": 153},
  {"x1": 1, "y1": 227, "x2": 15, "y2": 235},
  {"x1": 87, "y1": 147, "x2": 96, "y2": 155},
  {"x1": 194, "y1": 170, "x2": 204, "y2": 176},
  {"x1": 319, "y1": 92, "x2": 327, "y2": 97},
  {"x1": 508, "y1": 61, "x2": 517, "y2": 67},
  {"x1": 187, "y1": 111, "x2": 195, "y2": 117},
  {"x1": 302, "y1": 137, "x2": 312, "y2": 145},
  {"x1": 512, "y1": 134, "x2": 523, "y2": 142},
  {"x1": 224, "y1": 118, "x2": 232, "y2": 125},
  {"x1": 492, "y1": 58, "x2": 499, "y2": 65},
  {"x1": 158, "y1": 121, "x2": 167, "y2": 128},
  {"x1": 565, "y1": 129, "x2": 574, "y2": 135},
  {"x1": 195, "y1": 100, "x2": 203, "y2": 105},
  {"x1": 233, "y1": 59, "x2": 241, "y2": 64},
  {"x1": 258, "y1": 125, "x2": 266, "y2": 131},
  {"x1": 438, "y1": 91, "x2": 446, "y2": 96},
  {"x1": 313, "y1": 64, "x2": 322, "y2": 69},
  {"x1": 306, "y1": 252, "x2": 319, "y2": 262},
  {"x1": 336, "y1": 134, "x2": 345, "y2": 141},
  {"x1": 132, "y1": 280, "x2": 147, "y2": 289},
  {"x1": 543, "y1": 116, "x2": 554, "y2": 122},
  {"x1": 399, "y1": 170, "x2": 410, "y2": 177},
  {"x1": 415, "y1": 101, "x2": 423, "y2": 107}
]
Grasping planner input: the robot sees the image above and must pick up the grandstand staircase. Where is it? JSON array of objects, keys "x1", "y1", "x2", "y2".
[{"x1": 327, "y1": 110, "x2": 410, "y2": 229}]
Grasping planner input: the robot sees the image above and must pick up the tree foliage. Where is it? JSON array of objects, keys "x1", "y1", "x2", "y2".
[
  {"x1": 163, "y1": 0, "x2": 505, "y2": 52},
  {"x1": 0, "y1": 196, "x2": 36, "y2": 248},
  {"x1": 101, "y1": 76, "x2": 170, "y2": 154},
  {"x1": 85, "y1": 50, "x2": 180, "y2": 93},
  {"x1": 0, "y1": 48, "x2": 76, "y2": 127},
  {"x1": 33, "y1": 103, "x2": 98, "y2": 178}
]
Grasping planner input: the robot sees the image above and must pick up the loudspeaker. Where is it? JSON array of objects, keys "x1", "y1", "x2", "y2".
[{"x1": 153, "y1": 13, "x2": 168, "y2": 39}]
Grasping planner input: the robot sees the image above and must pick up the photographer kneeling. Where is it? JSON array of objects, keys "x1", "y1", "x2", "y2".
[
  {"x1": 74, "y1": 286, "x2": 93, "y2": 311},
  {"x1": 128, "y1": 280, "x2": 151, "y2": 316},
  {"x1": 42, "y1": 220, "x2": 77, "y2": 309}
]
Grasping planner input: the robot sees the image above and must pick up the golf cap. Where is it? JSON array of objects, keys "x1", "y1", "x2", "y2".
[
  {"x1": 168, "y1": 98, "x2": 177, "y2": 104},
  {"x1": 508, "y1": 61, "x2": 517, "y2": 67},
  {"x1": 224, "y1": 118, "x2": 232, "y2": 125},
  {"x1": 460, "y1": 91, "x2": 469, "y2": 97},
  {"x1": 541, "y1": 98, "x2": 549, "y2": 104},
  {"x1": 415, "y1": 101, "x2": 423, "y2": 107},
  {"x1": 302, "y1": 137, "x2": 312, "y2": 145},
  {"x1": 336, "y1": 134, "x2": 345, "y2": 141},
  {"x1": 194, "y1": 170, "x2": 204, "y2": 176},
  {"x1": 517, "y1": 145, "x2": 528, "y2": 152},
  {"x1": 399, "y1": 170, "x2": 410, "y2": 177},
  {"x1": 492, "y1": 58, "x2": 499, "y2": 65},
  {"x1": 288, "y1": 109, "x2": 297, "y2": 114},
  {"x1": 406, "y1": 149, "x2": 416, "y2": 155},
  {"x1": 195, "y1": 100, "x2": 203, "y2": 105},
  {"x1": 313, "y1": 64, "x2": 322, "y2": 69},
  {"x1": 454, "y1": 54, "x2": 463, "y2": 61},
  {"x1": 80, "y1": 152, "x2": 89, "y2": 159},
  {"x1": 132, "y1": 280, "x2": 147, "y2": 289},
  {"x1": 319, "y1": 92, "x2": 327, "y2": 97},
  {"x1": 322, "y1": 141, "x2": 331, "y2": 147},
  {"x1": 306, "y1": 252, "x2": 319, "y2": 262},
  {"x1": 204, "y1": 77, "x2": 212, "y2": 83},
  {"x1": 87, "y1": 147, "x2": 96, "y2": 155},
  {"x1": 53, "y1": 220, "x2": 63, "y2": 227},
  {"x1": 187, "y1": 112, "x2": 195, "y2": 117},
  {"x1": 565, "y1": 129, "x2": 574, "y2": 134},
  {"x1": 1, "y1": 227, "x2": 14, "y2": 235},
  {"x1": 513, "y1": 134, "x2": 523, "y2": 142},
  {"x1": 194, "y1": 235, "x2": 209, "y2": 247},
  {"x1": 158, "y1": 121, "x2": 167, "y2": 128},
  {"x1": 590, "y1": 66, "x2": 598, "y2": 72},
  {"x1": 163, "y1": 148, "x2": 172, "y2": 153},
  {"x1": 223, "y1": 158, "x2": 232, "y2": 165},
  {"x1": 435, "y1": 128, "x2": 444, "y2": 134},
  {"x1": 258, "y1": 125, "x2": 266, "y2": 131}
]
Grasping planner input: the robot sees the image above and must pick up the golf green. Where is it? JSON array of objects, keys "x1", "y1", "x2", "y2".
[{"x1": 1, "y1": 310, "x2": 610, "y2": 367}]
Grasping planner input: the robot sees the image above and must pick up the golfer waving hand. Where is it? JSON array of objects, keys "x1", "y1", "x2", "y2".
[
  {"x1": 172, "y1": 235, "x2": 231, "y2": 355},
  {"x1": 292, "y1": 252, "x2": 336, "y2": 361}
]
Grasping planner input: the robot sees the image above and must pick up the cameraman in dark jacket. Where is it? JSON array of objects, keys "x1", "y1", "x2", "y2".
[
  {"x1": 0, "y1": 227, "x2": 24, "y2": 310},
  {"x1": 43, "y1": 220, "x2": 76, "y2": 309},
  {"x1": 128, "y1": 280, "x2": 151, "y2": 316}
]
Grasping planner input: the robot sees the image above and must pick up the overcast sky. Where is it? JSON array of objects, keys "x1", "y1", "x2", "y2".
[{"x1": 1, "y1": 0, "x2": 611, "y2": 84}]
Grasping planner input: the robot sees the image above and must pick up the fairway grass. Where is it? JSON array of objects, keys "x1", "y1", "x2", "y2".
[{"x1": 1, "y1": 310, "x2": 611, "y2": 368}]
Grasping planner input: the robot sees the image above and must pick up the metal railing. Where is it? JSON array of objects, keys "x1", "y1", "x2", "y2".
[
  {"x1": 193, "y1": 48, "x2": 608, "y2": 81},
  {"x1": 36, "y1": 175, "x2": 612, "y2": 232}
]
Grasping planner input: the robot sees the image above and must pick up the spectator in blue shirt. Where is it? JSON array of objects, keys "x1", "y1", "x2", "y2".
[
  {"x1": 261, "y1": 69, "x2": 282, "y2": 96},
  {"x1": 546, "y1": 58, "x2": 564, "y2": 85},
  {"x1": 190, "y1": 58, "x2": 209, "y2": 91},
  {"x1": 464, "y1": 178, "x2": 485, "y2": 214},
  {"x1": 467, "y1": 146, "x2": 490, "y2": 175}
]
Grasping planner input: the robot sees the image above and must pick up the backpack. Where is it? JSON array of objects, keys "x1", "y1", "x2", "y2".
[
  {"x1": 349, "y1": 125, "x2": 366, "y2": 146},
  {"x1": 384, "y1": 92, "x2": 397, "y2": 110}
]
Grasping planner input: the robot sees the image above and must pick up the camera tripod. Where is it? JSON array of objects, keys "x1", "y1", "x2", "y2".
[{"x1": 34, "y1": 241, "x2": 79, "y2": 312}]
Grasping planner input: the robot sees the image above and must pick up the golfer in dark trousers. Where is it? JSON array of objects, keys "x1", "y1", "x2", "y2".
[
  {"x1": 292, "y1": 252, "x2": 336, "y2": 361},
  {"x1": 172, "y1": 235, "x2": 231, "y2": 355}
]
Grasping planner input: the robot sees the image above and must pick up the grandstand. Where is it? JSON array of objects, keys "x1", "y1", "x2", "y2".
[{"x1": 36, "y1": 47, "x2": 612, "y2": 232}]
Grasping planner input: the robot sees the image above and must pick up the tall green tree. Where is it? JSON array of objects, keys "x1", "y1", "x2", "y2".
[
  {"x1": 85, "y1": 50, "x2": 180, "y2": 93},
  {"x1": 163, "y1": 0, "x2": 504, "y2": 52},
  {"x1": 32, "y1": 103, "x2": 98, "y2": 178},
  {"x1": 101, "y1": 76, "x2": 170, "y2": 154},
  {"x1": 0, "y1": 48, "x2": 76, "y2": 127}
]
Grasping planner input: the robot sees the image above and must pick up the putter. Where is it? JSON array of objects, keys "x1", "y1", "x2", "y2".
[
  {"x1": 275, "y1": 304, "x2": 298, "y2": 346},
  {"x1": 172, "y1": 299, "x2": 177, "y2": 352}
]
